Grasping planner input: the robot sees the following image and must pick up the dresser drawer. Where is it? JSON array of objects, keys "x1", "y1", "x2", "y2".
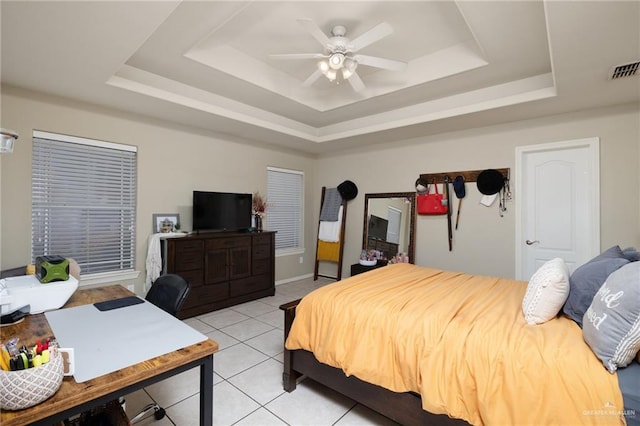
[
  {"x1": 207, "y1": 236, "x2": 251, "y2": 250},
  {"x1": 230, "y1": 275, "x2": 270, "y2": 297},
  {"x1": 175, "y1": 255, "x2": 203, "y2": 272},
  {"x1": 173, "y1": 240, "x2": 204, "y2": 271},
  {"x1": 252, "y1": 233, "x2": 272, "y2": 245},
  {"x1": 182, "y1": 283, "x2": 229, "y2": 309},
  {"x1": 252, "y1": 258, "x2": 271, "y2": 276},
  {"x1": 173, "y1": 269, "x2": 203, "y2": 287},
  {"x1": 252, "y1": 243, "x2": 271, "y2": 259},
  {"x1": 174, "y1": 239, "x2": 204, "y2": 252}
]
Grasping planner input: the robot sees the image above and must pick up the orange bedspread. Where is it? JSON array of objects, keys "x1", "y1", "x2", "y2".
[{"x1": 285, "y1": 263, "x2": 625, "y2": 425}]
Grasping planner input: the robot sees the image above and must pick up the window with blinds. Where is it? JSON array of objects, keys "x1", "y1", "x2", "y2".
[
  {"x1": 266, "y1": 167, "x2": 303, "y2": 253},
  {"x1": 31, "y1": 131, "x2": 137, "y2": 276}
]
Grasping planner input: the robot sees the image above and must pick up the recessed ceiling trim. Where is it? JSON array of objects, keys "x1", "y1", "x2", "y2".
[
  {"x1": 402, "y1": 40, "x2": 488, "y2": 84},
  {"x1": 317, "y1": 74, "x2": 557, "y2": 141},
  {"x1": 108, "y1": 65, "x2": 556, "y2": 144},
  {"x1": 453, "y1": 1, "x2": 488, "y2": 59},
  {"x1": 106, "y1": 66, "x2": 319, "y2": 140}
]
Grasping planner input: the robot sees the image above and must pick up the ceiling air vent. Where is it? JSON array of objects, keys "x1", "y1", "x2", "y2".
[{"x1": 609, "y1": 61, "x2": 639, "y2": 80}]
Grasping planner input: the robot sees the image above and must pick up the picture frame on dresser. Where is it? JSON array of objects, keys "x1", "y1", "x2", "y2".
[{"x1": 153, "y1": 213, "x2": 180, "y2": 233}]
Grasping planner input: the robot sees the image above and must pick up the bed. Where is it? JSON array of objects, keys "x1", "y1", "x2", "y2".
[{"x1": 280, "y1": 262, "x2": 639, "y2": 425}]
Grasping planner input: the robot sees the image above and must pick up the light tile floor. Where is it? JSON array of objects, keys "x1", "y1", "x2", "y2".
[{"x1": 123, "y1": 277, "x2": 399, "y2": 426}]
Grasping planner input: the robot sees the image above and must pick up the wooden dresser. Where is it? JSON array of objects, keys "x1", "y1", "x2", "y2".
[
  {"x1": 163, "y1": 231, "x2": 275, "y2": 318},
  {"x1": 366, "y1": 237, "x2": 399, "y2": 258}
]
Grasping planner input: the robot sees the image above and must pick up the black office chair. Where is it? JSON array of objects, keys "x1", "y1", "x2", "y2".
[
  {"x1": 144, "y1": 274, "x2": 191, "y2": 317},
  {"x1": 128, "y1": 274, "x2": 190, "y2": 423}
]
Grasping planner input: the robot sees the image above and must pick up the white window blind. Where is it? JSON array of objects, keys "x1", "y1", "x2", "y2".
[
  {"x1": 31, "y1": 131, "x2": 137, "y2": 275},
  {"x1": 266, "y1": 167, "x2": 303, "y2": 252}
]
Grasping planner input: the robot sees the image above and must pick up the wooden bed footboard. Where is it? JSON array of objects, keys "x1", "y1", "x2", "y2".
[
  {"x1": 280, "y1": 298, "x2": 303, "y2": 392},
  {"x1": 279, "y1": 299, "x2": 467, "y2": 426}
]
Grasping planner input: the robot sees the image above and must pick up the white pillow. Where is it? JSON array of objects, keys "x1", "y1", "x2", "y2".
[{"x1": 522, "y1": 258, "x2": 570, "y2": 325}]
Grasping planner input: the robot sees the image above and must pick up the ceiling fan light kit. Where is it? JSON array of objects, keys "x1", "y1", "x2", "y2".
[
  {"x1": 317, "y1": 52, "x2": 355, "y2": 82},
  {"x1": 271, "y1": 19, "x2": 407, "y2": 92},
  {"x1": 317, "y1": 60, "x2": 330, "y2": 73},
  {"x1": 325, "y1": 68, "x2": 337, "y2": 81},
  {"x1": 329, "y1": 53, "x2": 345, "y2": 69}
]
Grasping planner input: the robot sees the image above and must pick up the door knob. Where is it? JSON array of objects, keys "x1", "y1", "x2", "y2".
[{"x1": 525, "y1": 239, "x2": 540, "y2": 245}]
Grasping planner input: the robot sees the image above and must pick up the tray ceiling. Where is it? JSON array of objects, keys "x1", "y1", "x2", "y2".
[{"x1": 1, "y1": 1, "x2": 638, "y2": 154}]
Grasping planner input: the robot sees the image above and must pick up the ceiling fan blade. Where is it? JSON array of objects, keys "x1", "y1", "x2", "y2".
[
  {"x1": 302, "y1": 69, "x2": 323, "y2": 87},
  {"x1": 297, "y1": 18, "x2": 331, "y2": 48},
  {"x1": 347, "y1": 71, "x2": 365, "y2": 92},
  {"x1": 353, "y1": 54, "x2": 407, "y2": 71},
  {"x1": 269, "y1": 53, "x2": 327, "y2": 60},
  {"x1": 349, "y1": 22, "x2": 393, "y2": 52}
]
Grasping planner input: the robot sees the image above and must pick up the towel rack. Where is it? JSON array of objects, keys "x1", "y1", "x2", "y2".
[{"x1": 314, "y1": 186, "x2": 348, "y2": 281}]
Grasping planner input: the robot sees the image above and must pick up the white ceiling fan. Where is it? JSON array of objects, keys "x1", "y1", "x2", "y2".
[{"x1": 269, "y1": 19, "x2": 407, "y2": 92}]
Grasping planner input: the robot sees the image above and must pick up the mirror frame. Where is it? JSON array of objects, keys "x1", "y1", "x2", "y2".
[{"x1": 362, "y1": 192, "x2": 416, "y2": 263}]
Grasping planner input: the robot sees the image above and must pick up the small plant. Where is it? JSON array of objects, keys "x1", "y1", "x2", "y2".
[{"x1": 252, "y1": 192, "x2": 268, "y2": 217}]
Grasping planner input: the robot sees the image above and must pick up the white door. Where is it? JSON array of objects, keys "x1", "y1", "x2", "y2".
[
  {"x1": 386, "y1": 207, "x2": 401, "y2": 244},
  {"x1": 515, "y1": 138, "x2": 600, "y2": 280}
]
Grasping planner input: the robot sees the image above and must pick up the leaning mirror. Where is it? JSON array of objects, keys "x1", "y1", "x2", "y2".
[{"x1": 362, "y1": 192, "x2": 416, "y2": 263}]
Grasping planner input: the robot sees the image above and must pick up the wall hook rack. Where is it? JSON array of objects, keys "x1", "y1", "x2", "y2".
[{"x1": 419, "y1": 168, "x2": 510, "y2": 185}]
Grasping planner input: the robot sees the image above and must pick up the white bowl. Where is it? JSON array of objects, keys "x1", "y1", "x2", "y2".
[{"x1": 359, "y1": 259, "x2": 377, "y2": 266}]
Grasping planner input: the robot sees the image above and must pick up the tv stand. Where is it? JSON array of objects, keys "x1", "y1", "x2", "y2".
[{"x1": 163, "y1": 231, "x2": 275, "y2": 318}]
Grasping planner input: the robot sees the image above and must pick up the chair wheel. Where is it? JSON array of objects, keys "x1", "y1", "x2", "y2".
[{"x1": 154, "y1": 407, "x2": 166, "y2": 420}]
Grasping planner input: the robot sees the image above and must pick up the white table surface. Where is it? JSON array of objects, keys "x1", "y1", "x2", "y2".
[{"x1": 45, "y1": 298, "x2": 207, "y2": 382}]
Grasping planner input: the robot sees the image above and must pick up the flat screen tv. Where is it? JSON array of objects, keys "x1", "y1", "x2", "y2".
[
  {"x1": 193, "y1": 191, "x2": 252, "y2": 232},
  {"x1": 368, "y1": 214, "x2": 388, "y2": 241}
]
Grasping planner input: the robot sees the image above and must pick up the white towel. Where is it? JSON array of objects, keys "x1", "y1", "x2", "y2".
[
  {"x1": 318, "y1": 206, "x2": 343, "y2": 242},
  {"x1": 145, "y1": 233, "x2": 186, "y2": 292}
]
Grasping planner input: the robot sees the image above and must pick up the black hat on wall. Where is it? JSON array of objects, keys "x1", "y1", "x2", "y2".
[
  {"x1": 338, "y1": 180, "x2": 358, "y2": 201},
  {"x1": 415, "y1": 177, "x2": 428, "y2": 194},
  {"x1": 476, "y1": 169, "x2": 505, "y2": 195}
]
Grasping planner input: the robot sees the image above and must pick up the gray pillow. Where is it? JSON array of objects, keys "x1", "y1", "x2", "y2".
[
  {"x1": 623, "y1": 247, "x2": 640, "y2": 262},
  {"x1": 583, "y1": 262, "x2": 640, "y2": 373},
  {"x1": 563, "y1": 246, "x2": 630, "y2": 327}
]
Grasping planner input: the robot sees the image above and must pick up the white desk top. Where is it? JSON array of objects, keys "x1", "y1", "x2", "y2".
[{"x1": 45, "y1": 298, "x2": 207, "y2": 382}]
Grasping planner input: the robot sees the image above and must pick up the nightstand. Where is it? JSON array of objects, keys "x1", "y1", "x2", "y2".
[{"x1": 350, "y1": 262, "x2": 385, "y2": 276}]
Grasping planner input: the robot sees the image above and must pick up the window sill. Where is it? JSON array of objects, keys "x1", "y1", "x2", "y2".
[
  {"x1": 79, "y1": 270, "x2": 140, "y2": 287},
  {"x1": 275, "y1": 248, "x2": 305, "y2": 257}
]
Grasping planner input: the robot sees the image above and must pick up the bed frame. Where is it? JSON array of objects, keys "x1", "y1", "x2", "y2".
[{"x1": 280, "y1": 299, "x2": 468, "y2": 426}]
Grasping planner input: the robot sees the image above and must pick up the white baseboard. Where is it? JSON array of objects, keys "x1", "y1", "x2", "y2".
[{"x1": 275, "y1": 273, "x2": 314, "y2": 286}]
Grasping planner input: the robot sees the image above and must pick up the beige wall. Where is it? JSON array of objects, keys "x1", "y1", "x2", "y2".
[
  {"x1": 317, "y1": 103, "x2": 640, "y2": 279},
  {"x1": 2, "y1": 85, "x2": 639, "y2": 287},
  {"x1": 0, "y1": 86, "x2": 318, "y2": 293}
]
